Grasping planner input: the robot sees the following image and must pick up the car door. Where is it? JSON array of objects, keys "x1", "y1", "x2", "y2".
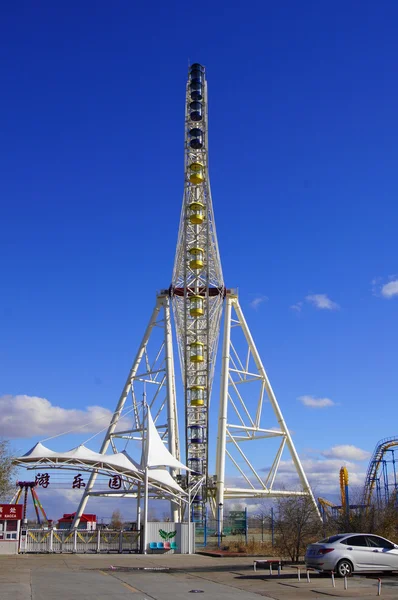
[
  {"x1": 365, "y1": 535, "x2": 398, "y2": 570},
  {"x1": 341, "y1": 535, "x2": 374, "y2": 570}
]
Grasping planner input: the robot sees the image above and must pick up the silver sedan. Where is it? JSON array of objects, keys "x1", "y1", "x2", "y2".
[{"x1": 305, "y1": 533, "x2": 398, "y2": 576}]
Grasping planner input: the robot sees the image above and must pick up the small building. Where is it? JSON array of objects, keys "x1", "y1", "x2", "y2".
[
  {"x1": 57, "y1": 513, "x2": 96, "y2": 530},
  {"x1": 0, "y1": 504, "x2": 23, "y2": 554}
]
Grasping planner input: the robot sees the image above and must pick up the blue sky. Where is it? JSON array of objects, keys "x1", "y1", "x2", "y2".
[{"x1": 1, "y1": 1, "x2": 398, "y2": 520}]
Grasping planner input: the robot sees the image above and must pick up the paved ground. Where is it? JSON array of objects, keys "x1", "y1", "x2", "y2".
[{"x1": 1, "y1": 553, "x2": 398, "y2": 599}]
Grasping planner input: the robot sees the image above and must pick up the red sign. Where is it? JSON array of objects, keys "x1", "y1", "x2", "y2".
[{"x1": 0, "y1": 504, "x2": 23, "y2": 520}]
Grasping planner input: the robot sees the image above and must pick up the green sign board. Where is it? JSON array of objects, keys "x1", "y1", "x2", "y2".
[
  {"x1": 229, "y1": 510, "x2": 246, "y2": 535},
  {"x1": 229, "y1": 511, "x2": 245, "y2": 520}
]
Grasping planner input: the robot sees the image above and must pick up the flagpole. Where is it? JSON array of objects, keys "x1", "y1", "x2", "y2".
[
  {"x1": 142, "y1": 389, "x2": 149, "y2": 554},
  {"x1": 187, "y1": 487, "x2": 191, "y2": 554},
  {"x1": 143, "y1": 465, "x2": 149, "y2": 554},
  {"x1": 136, "y1": 482, "x2": 141, "y2": 532}
]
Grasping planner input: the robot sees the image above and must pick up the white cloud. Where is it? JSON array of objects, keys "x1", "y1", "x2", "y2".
[
  {"x1": 305, "y1": 294, "x2": 340, "y2": 310},
  {"x1": 277, "y1": 458, "x2": 347, "y2": 475},
  {"x1": 372, "y1": 276, "x2": 398, "y2": 298},
  {"x1": 275, "y1": 458, "x2": 366, "y2": 495},
  {"x1": 290, "y1": 302, "x2": 303, "y2": 312},
  {"x1": 250, "y1": 295, "x2": 268, "y2": 309},
  {"x1": 322, "y1": 445, "x2": 371, "y2": 461},
  {"x1": 225, "y1": 450, "x2": 367, "y2": 501},
  {"x1": 371, "y1": 277, "x2": 381, "y2": 295},
  {"x1": 381, "y1": 280, "x2": 398, "y2": 299},
  {"x1": 298, "y1": 395, "x2": 335, "y2": 409},
  {"x1": 0, "y1": 395, "x2": 130, "y2": 439}
]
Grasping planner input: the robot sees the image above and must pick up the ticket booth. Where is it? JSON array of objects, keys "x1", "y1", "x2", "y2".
[{"x1": 0, "y1": 504, "x2": 23, "y2": 554}]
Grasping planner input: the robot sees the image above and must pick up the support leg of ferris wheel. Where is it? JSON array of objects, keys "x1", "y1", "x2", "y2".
[
  {"x1": 215, "y1": 291, "x2": 232, "y2": 529},
  {"x1": 72, "y1": 293, "x2": 179, "y2": 529},
  {"x1": 215, "y1": 292, "x2": 319, "y2": 533},
  {"x1": 164, "y1": 297, "x2": 180, "y2": 521}
]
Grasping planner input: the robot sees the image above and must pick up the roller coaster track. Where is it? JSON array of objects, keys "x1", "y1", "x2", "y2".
[
  {"x1": 318, "y1": 497, "x2": 338, "y2": 516},
  {"x1": 364, "y1": 436, "x2": 398, "y2": 506},
  {"x1": 318, "y1": 467, "x2": 350, "y2": 516}
]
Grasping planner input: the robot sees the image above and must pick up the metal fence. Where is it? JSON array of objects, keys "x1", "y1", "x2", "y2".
[
  {"x1": 20, "y1": 516, "x2": 274, "y2": 552},
  {"x1": 20, "y1": 529, "x2": 140, "y2": 553},
  {"x1": 195, "y1": 514, "x2": 276, "y2": 548}
]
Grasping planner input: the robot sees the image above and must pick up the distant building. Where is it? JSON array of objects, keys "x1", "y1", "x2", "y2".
[{"x1": 57, "y1": 513, "x2": 97, "y2": 530}]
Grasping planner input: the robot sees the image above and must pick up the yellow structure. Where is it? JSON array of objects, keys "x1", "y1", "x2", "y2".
[
  {"x1": 190, "y1": 342, "x2": 204, "y2": 363},
  {"x1": 340, "y1": 466, "x2": 349, "y2": 513},
  {"x1": 189, "y1": 295, "x2": 204, "y2": 317},
  {"x1": 189, "y1": 247, "x2": 204, "y2": 270},
  {"x1": 190, "y1": 385, "x2": 205, "y2": 406},
  {"x1": 189, "y1": 201, "x2": 205, "y2": 224},
  {"x1": 318, "y1": 497, "x2": 337, "y2": 517},
  {"x1": 318, "y1": 466, "x2": 350, "y2": 518},
  {"x1": 189, "y1": 162, "x2": 204, "y2": 184}
]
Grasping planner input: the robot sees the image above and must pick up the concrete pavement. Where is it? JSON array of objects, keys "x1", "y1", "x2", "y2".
[{"x1": 1, "y1": 553, "x2": 398, "y2": 599}]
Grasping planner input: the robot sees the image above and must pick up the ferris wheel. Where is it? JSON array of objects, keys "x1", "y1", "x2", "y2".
[{"x1": 17, "y1": 64, "x2": 318, "y2": 535}]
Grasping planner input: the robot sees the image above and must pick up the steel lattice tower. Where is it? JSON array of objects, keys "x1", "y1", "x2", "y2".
[
  {"x1": 73, "y1": 64, "x2": 319, "y2": 532},
  {"x1": 170, "y1": 64, "x2": 224, "y2": 519}
]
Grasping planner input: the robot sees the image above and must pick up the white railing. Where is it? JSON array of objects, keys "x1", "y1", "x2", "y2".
[{"x1": 20, "y1": 529, "x2": 140, "y2": 553}]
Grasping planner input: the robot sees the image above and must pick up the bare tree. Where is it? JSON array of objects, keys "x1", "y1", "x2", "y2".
[
  {"x1": 328, "y1": 487, "x2": 398, "y2": 541},
  {"x1": 0, "y1": 440, "x2": 16, "y2": 501},
  {"x1": 274, "y1": 494, "x2": 323, "y2": 562},
  {"x1": 148, "y1": 511, "x2": 160, "y2": 522},
  {"x1": 109, "y1": 509, "x2": 123, "y2": 530}
]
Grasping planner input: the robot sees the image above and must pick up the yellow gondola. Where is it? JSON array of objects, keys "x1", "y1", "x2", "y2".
[
  {"x1": 189, "y1": 202, "x2": 205, "y2": 224},
  {"x1": 189, "y1": 162, "x2": 204, "y2": 184},
  {"x1": 189, "y1": 295, "x2": 204, "y2": 317},
  {"x1": 190, "y1": 385, "x2": 205, "y2": 406},
  {"x1": 189, "y1": 247, "x2": 204, "y2": 270},
  {"x1": 190, "y1": 342, "x2": 204, "y2": 363}
]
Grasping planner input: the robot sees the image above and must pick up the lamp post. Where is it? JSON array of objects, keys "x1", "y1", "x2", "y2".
[
  {"x1": 217, "y1": 503, "x2": 223, "y2": 548},
  {"x1": 271, "y1": 507, "x2": 274, "y2": 546},
  {"x1": 143, "y1": 466, "x2": 149, "y2": 554},
  {"x1": 187, "y1": 487, "x2": 191, "y2": 554},
  {"x1": 245, "y1": 507, "x2": 248, "y2": 545}
]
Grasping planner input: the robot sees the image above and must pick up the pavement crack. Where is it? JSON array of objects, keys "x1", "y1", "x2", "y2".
[{"x1": 104, "y1": 571, "x2": 158, "y2": 600}]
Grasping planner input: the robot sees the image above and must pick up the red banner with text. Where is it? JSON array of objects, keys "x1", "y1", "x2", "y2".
[{"x1": 0, "y1": 504, "x2": 23, "y2": 520}]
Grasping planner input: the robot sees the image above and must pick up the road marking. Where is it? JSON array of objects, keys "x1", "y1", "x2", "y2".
[
  {"x1": 100, "y1": 569, "x2": 139, "y2": 593},
  {"x1": 121, "y1": 581, "x2": 139, "y2": 592}
]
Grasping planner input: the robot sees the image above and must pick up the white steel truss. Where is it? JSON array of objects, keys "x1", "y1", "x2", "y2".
[
  {"x1": 215, "y1": 292, "x2": 319, "y2": 526},
  {"x1": 68, "y1": 64, "x2": 319, "y2": 530},
  {"x1": 73, "y1": 293, "x2": 180, "y2": 527}
]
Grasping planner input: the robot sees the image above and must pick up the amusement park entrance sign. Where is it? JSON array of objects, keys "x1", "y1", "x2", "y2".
[{"x1": 0, "y1": 504, "x2": 23, "y2": 520}]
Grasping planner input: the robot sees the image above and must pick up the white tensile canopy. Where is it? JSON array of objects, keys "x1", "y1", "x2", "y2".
[
  {"x1": 139, "y1": 407, "x2": 192, "y2": 494},
  {"x1": 18, "y1": 442, "x2": 141, "y2": 475},
  {"x1": 15, "y1": 404, "x2": 190, "y2": 497},
  {"x1": 142, "y1": 406, "x2": 189, "y2": 471}
]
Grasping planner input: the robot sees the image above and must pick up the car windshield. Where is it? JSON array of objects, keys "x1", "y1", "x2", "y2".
[{"x1": 318, "y1": 535, "x2": 346, "y2": 544}]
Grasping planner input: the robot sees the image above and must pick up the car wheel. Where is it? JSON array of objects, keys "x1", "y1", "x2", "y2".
[{"x1": 336, "y1": 560, "x2": 353, "y2": 577}]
